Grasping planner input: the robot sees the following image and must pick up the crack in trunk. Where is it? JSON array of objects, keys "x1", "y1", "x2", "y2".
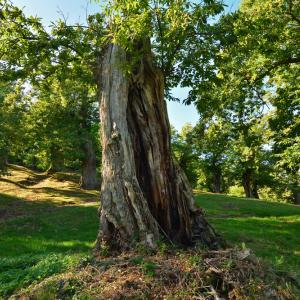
[{"x1": 96, "y1": 44, "x2": 221, "y2": 252}]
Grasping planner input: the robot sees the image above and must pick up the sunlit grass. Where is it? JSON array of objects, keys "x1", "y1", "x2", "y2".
[
  {"x1": 0, "y1": 166, "x2": 98, "y2": 296},
  {"x1": 1, "y1": 166, "x2": 300, "y2": 296},
  {"x1": 196, "y1": 192, "x2": 300, "y2": 277}
]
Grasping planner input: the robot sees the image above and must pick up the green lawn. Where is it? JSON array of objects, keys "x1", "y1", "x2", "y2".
[
  {"x1": 1, "y1": 166, "x2": 300, "y2": 297},
  {"x1": 0, "y1": 166, "x2": 99, "y2": 297},
  {"x1": 196, "y1": 192, "x2": 300, "y2": 278}
]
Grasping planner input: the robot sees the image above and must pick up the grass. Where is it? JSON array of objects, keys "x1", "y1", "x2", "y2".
[
  {"x1": 0, "y1": 165, "x2": 99, "y2": 297},
  {"x1": 0, "y1": 165, "x2": 300, "y2": 297},
  {"x1": 196, "y1": 192, "x2": 300, "y2": 278}
]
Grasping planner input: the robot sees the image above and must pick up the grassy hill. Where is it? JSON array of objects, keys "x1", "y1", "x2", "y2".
[
  {"x1": 0, "y1": 165, "x2": 299, "y2": 298},
  {"x1": 196, "y1": 193, "x2": 300, "y2": 278}
]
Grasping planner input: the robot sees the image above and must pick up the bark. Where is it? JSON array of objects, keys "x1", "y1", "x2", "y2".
[
  {"x1": 80, "y1": 138, "x2": 99, "y2": 190},
  {"x1": 242, "y1": 169, "x2": 253, "y2": 198},
  {"x1": 48, "y1": 144, "x2": 63, "y2": 172},
  {"x1": 242, "y1": 169, "x2": 259, "y2": 199},
  {"x1": 294, "y1": 191, "x2": 300, "y2": 205},
  {"x1": 213, "y1": 168, "x2": 222, "y2": 193},
  {"x1": 251, "y1": 181, "x2": 259, "y2": 199},
  {"x1": 95, "y1": 44, "x2": 220, "y2": 251},
  {"x1": 0, "y1": 156, "x2": 8, "y2": 174}
]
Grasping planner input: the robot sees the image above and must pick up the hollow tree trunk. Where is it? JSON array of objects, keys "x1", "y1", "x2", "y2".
[
  {"x1": 80, "y1": 138, "x2": 99, "y2": 190},
  {"x1": 95, "y1": 44, "x2": 220, "y2": 251}
]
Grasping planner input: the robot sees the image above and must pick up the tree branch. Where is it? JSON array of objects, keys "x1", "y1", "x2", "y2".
[
  {"x1": 287, "y1": 0, "x2": 300, "y2": 27},
  {"x1": 253, "y1": 57, "x2": 300, "y2": 83}
]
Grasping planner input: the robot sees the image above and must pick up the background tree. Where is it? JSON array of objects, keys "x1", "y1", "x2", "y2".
[
  {"x1": 192, "y1": 117, "x2": 231, "y2": 193},
  {"x1": 0, "y1": 81, "x2": 26, "y2": 173},
  {"x1": 171, "y1": 124, "x2": 199, "y2": 188},
  {"x1": 20, "y1": 77, "x2": 100, "y2": 187},
  {"x1": 190, "y1": 0, "x2": 299, "y2": 201},
  {"x1": 0, "y1": 2, "x2": 103, "y2": 189}
]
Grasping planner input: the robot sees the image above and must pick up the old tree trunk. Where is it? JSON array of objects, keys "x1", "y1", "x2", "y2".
[
  {"x1": 95, "y1": 44, "x2": 220, "y2": 251},
  {"x1": 80, "y1": 138, "x2": 99, "y2": 190}
]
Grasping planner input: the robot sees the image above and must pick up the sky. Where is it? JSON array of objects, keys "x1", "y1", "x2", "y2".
[{"x1": 11, "y1": 0, "x2": 240, "y2": 131}]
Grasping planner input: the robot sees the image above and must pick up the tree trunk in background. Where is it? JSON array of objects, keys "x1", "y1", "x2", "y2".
[
  {"x1": 0, "y1": 155, "x2": 8, "y2": 174},
  {"x1": 95, "y1": 44, "x2": 220, "y2": 251},
  {"x1": 213, "y1": 168, "x2": 222, "y2": 193},
  {"x1": 251, "y1": 181, "x2": 259, "y2": 199},
  {"x1": 80, "y1": 138, "x2": 99, "y2": 190},
  {"x1": 242, "y1": 169, "x2": 252, "y2": 198},
  {"x1": 294, "y1": 191, "x2": 300, "y2": 205},
  {"x1": 48, "y1": 144, "x2": 63, "y2": 172}
]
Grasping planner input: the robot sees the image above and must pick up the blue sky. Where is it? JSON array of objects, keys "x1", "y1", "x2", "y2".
[{"x1": 11, "y1": 0, "x2": 240, "y2": 130}]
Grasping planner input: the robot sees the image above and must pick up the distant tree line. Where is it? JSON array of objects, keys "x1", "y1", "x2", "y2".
[
  {"x1": 172, "y1": 0, "x2": 299, "y2": 204},
  {"x1": 0, "y1": 0, "x2": 299, "y2": 203}
]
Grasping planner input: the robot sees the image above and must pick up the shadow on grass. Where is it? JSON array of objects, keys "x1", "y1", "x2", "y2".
[
  {"x1": 0, "y1": 192, "x2": 99, "y2": 297},
  {"x1": 0, "y1": 177, "x2": 99, "y2": 202},
  {"x1": 195, "y1": 193, "x2": 300, "y2": 276},
  {"x1": 0, "y1": 193, "x2": 98, "y2": 257},
  {"x1": 0, "y1": 177, "x2": 32, "y2": 189},
  {"x1": 34, "y1": 186, "x2": 99, "y2": 201},
  {"x1": 210, "y1": 216, "x2": 300, "y2": 275}
]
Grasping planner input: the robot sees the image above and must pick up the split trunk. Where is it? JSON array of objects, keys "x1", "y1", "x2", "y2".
[{"x1": 96, "y1": 44, "x2": 220, "y2": 251}]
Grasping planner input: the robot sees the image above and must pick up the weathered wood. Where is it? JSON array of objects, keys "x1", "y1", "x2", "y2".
[
  {"x1": 95, "y1": 44, "x2": 220, "y2": 251},
  {"x1": 80, "y1": 138, "x2": 99, "y2": 190}
]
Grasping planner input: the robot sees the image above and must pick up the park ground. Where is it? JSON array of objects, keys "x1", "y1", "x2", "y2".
[{"x1": 0, "y1": 165, "x2": 300, "y2": 298}]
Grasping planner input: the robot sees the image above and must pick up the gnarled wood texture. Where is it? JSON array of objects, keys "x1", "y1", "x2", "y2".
[{"x1": 96, "y1": 44, "x2": 220, "y2": 251}]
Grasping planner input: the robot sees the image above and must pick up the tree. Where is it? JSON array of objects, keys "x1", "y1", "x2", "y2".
[
  {"x1": 0, "y1": 81, "x2": 26, "y2": 173},
  {"x1": 268, "y1": 69, "x2": 300, "y2": 204},
  {"x1": 0, "y1": 2, "x2": 102, "y2": 189},
  {"x1": 234, "y1": 0, "x2": 300, "y2": 202},
  {"x1": 171, "y1": 124, "x2": 199, "y2": 188},
  {"x1": 0, "y1": 0, "x2": 224, "y2": 249},
  {"x1": 95, "y1": 0, "x2": 226, "y2": 250},
  {"x1": 192, "y1": 117, "x2": 231, "y2": 193},
  {"x1": 21, "y1": 77, "x2": 100, "y2": 190},
  {"x1": 189, "y1": 0, "x2": 299, "y2": 201}
]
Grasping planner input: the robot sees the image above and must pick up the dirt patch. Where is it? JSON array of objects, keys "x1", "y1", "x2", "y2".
[{"x1": 15, "y1": 248, "x2": 299, "y2": 299}]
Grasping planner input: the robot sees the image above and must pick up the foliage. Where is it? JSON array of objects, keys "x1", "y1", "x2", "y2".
[
  {"x1": 20, "y1": 77, "x2": 99, "y2": 172},
  {"x1": 0, "y1": 1, "x2": 102, "y2": 174},
  {"x1": 188, "y1": 0, "x2": 300, "y2": 202},
  {"x1": 192, "y1": 117, "x2": 231, "y2": 192},
  {"x1": 0, "y1": 82, "x2": 27, "y2": 173},
  {"x1": 94, "y1": 0, "x2": 224, "y2": 99},
  {"x1": 171, "y1": 124, "x2": 199, "y2": 187}
]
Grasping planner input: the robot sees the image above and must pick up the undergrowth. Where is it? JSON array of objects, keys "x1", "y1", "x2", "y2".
[{"x1": 13, "y1": 248, "x2": 300, "y2": 300}]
